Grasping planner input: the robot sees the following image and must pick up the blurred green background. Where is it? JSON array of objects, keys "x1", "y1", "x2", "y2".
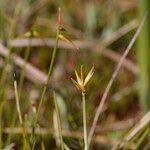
[{"x1": 0, "y1": 0, "x2": 149, "y2": 149}]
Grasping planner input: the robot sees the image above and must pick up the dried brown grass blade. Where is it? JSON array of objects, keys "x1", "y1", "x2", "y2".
[{"x1": 88, "y1": 13, "x2": 147, "y2": 147}]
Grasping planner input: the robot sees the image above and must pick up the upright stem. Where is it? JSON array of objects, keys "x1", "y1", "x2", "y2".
[
  {"x1": 28, "y1": 15, "x2": 60, "y2": 147},
  {"x1": 35, "y1": 34, "x2": 59, "y2": 125},
  {"x1": 138, "y1": 0, "x2": 150, "y2": 111},
  {"x1": 82, "y1": 92, "x2": 88, "y2": 150},
  {"x1": 30, "y1": 32, "x2": 60, "y2": 147}
]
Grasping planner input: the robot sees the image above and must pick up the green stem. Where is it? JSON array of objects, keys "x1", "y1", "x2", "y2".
[
  {"x1": 30, "y1": 30, "x2": 60, "y2": 148},
  {"x1": 82, "y1": 92, "x2": 88, "y2": 150},
  {"x1": 138, "y1": 0, "x2": 150, "y2": 111},
  {"x1": 34, "y1": 33, "x2": 59, "y2": 125}
]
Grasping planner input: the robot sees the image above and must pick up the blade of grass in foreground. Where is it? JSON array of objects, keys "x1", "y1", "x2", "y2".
[{"x1": 138, "y1": 0, "x2": 150, "y2": 112}]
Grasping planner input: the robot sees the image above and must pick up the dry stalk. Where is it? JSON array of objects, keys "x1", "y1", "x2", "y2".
[{"x1": 88, "y1": 13, "x2": 147, "y2": 147}]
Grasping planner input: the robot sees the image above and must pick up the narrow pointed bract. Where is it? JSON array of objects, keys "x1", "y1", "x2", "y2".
[
  {"x1": 71, "y1": 78, "x2": 84, "y2": 92},
  {"x1": 75, "y1": 70, "x2": 83, "y2": 85},
  {"x1": 84, "y1": 66, "x2": 94, "y2": 86}
]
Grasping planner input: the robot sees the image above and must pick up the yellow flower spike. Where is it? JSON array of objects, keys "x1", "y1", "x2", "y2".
[
  {"x1": 71, "y1": 66, "x2": 94, "y2": 93},
  {"x1": 71, "y1": 66, "x2": 94, "y2": 150},
  {"x1": 71, "y1": 78, "x2": 84, "y2": 92},
  {"x1": 75, "y1": 70, "x2": 83, "y2": 86}
]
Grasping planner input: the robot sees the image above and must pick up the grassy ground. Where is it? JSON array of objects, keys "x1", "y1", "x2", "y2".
[{"x1": 0, "y1": 0, "x2": 149, "y2": 149}]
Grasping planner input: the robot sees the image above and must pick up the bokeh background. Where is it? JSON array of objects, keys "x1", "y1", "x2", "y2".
[{"x1": 0, "y1": 0, "x2": 149, "y2": 149}]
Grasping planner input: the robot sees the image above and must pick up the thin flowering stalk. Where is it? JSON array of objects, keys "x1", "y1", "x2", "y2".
[
  {"x1": 34, "y1": 32, "x2": 59, "y2": 126},
  {"x1": 33, "y1": 8, "x2": 79, "y2": 127},
  {"x1": 71, "y1": 66, "x2": 94, "y2": 150},
  {"x1": 82, "y1": 92, "x2": 88, "y2": 150},
  {"x1": 29, "y1": 9, "x2": 79, "y2": 148},
  {"x1": 33, "y1": 8, "x2": 61, "y2": 128}
]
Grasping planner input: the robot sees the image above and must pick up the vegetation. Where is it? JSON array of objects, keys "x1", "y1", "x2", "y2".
[
  {"x1": 0, "y1": 0, "x2": 149, "y2": 149},
  {"x1": 138, "y1": 0, "x2": 150, "y2": 111}
]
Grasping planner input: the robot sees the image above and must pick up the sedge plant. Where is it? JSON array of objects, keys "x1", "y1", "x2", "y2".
[
  {"x1": 30, "y1": 8, "x2": 77, "y2": 148},
  {"x1": 33, "y1": 8, "x2": 62, "y2": 126},
  {"x1": 71, "y1": 65, "x2": 94, "y2": 150}
]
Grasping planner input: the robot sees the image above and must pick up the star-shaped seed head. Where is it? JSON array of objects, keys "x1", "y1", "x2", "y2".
[{"x1": 71, "y1": 66, "x2": 94, "y2": 93}]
